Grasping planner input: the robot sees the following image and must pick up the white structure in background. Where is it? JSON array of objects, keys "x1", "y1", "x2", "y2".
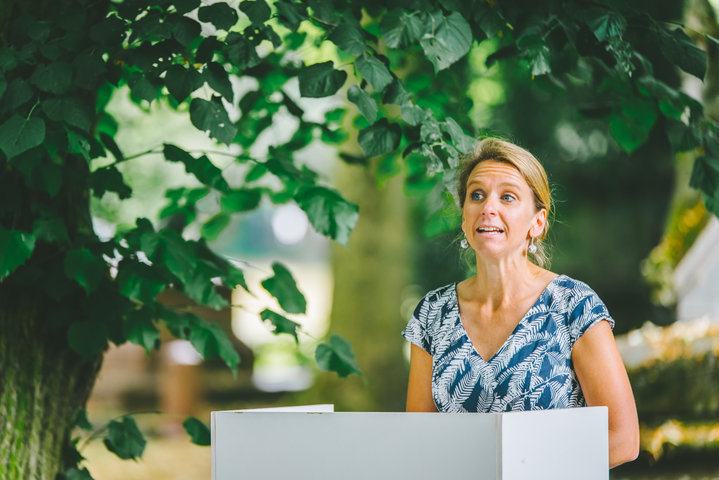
[{"x1": 673, "y1": 216, "x2": 719, "y2": 323}]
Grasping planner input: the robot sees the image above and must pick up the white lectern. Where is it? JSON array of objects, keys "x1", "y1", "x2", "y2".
[{"x1": 212, "y1": 405, "x2": 608, "y2": 480}]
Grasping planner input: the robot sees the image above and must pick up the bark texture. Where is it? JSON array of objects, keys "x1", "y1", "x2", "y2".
[{"x1": 0, "y1": 289, "x2": 101, "y2": 480}]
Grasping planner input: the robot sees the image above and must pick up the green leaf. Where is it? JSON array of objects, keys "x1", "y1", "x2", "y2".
[
  {"x1": 245, "y1": 163, "x2": 268, "y2": 182},
  {"x1": 608, "y1": 97, "x2": 658, "y2": 153},
  {"x1": 189, "y1": 155, "x2": 229, "y2": 191},
  {"x1": 275, "y1": 0, "x2": 306, "y2": 30},
  {"x1": 64, "y1": 248, "x2": 105, "y2": 294},
  {"x1": 315, "y1": 334, "x2": 362, "y2": 378},
  {"x1": 659, "y1": 28, "x2": 707, "y2": 80},
  {"x1": 67, "y1": 320, "x2": 108, "y2": 358},
  {"x1": 0, "y1": 227, "x2": 36, "y2": 281},
  {"x1": 117, "y1": 261, "x2": 166, "y2": 304},
  {"x1": 123, "y1": 309, "x2": 161, "y2": 354},
  {"x1": 163, "y1": 144, "x2": 230, "y2": 191},
  {"x1": 442, "y1": 118, "x2": 475, "y2": 155},
  {"x1": 690, "y1": 155, "x2": 719, "y2": 211},
  {"x1": 30, "y1": 61, "x2": 73, "y2": 94},
  {"x1": 380, "y1": 10, "x2": 425, "y2": 49},
  {"x1": 358, "y1": 118, "x2": 401, "y2": 157},
  {"x1": 220, "y1": 189, "x2": 263, "y2": 212},
  {"x1": 183, "y1": 417, "x2": 211, "y2": 446},
  {"x1": 174, "y1": 0, "x2": 201, "y2": 15},
  {"x1": 198, "y1": 3, "x2": 238, "y2": 31},
  {"x1": 91, "y1": 166, "x2": 132, "y2": 199},
  {"x1": 0, "y1": 74, "x2": 6, "y2": 101},
  {"x1": 666, "y1": 119, "x2": 701, "y2": 152},
  {"x1": 65, "y1": 467, "x2": 94, "y2": 480},
  {"x1": 189, "y1": 97, "x2": 238, "y2": 145},
  {"x1": 75, "y1": 409, "x2": 93, "y2": 431},
  {"x1": 382, "y1": 78, "x2": 411, "y2": 105},
  {"x1": 168, "y1": 15, "x2": 202, "y2": 46},
  {"x1": 196, "y1": 36, "x2": 223, "y2": 63},
  {"x1": 32, "y1": 218, "x2": 70, "y2": 245},
  {"x1": 347, "y1": 85, "x2": 378, "y2": 123},
  {"x1": 42, "y1": 97, "x2": 92, "y2": 131},
  {"x1": 2, "y1": 78, "x2": 33, "y2": 111},
  {"x1": 204, "y1": 62, "x2": 234, "y2": 102},
  {"x1": 240, "y1": 0, "x2": 271, "y2": 24},
  {"x1": 0, "y1": 115, "x2": 45, "y2": 160},
  {"x1": 100, "y1": 133, "x2": 124, "y2": 163},
  {"x1": 188, "y1": 320, "x2": 240, "y2": 374},
  {"x1": 586, "y1": 9, "x2": 626, "y2": 42},
  {"x1": 165, "y1": 65, "x2": 202, "y2": 103},
  {"x1": 260, "y1": 309, "x2": 300, "y2": 343},
  {"x1": 66, "y1": 129, "x2": 92, "y2": 161},
  {"x1": 518, "y1": 34, "x2": 552, "y2": 76},
  {"x1": 355, "y1": 54, "x2": 393, "y2": 93},
  {"x1": 156, "y1": 233, "x2": 227, "y2": 309},
  {"x1": 298, "y1": 61, "x2": 347, "y2": 98},
  {"x1": 419, "y1": 11, "x2": 472, "y2": 71},
  {"x1": 261, "y1": 262, "x2": 306, "y2": 314},
  {"x1": 225, "y1": 264, "x2": 249, "y2": 291},
  {"x1": 201, "y1": 212, "x2": 231, "y2": 241},
  {"x1": 128, "y1": 73, "x2": 159, "y2": 103},
  {"x1": 224, "y1": 33, "x2": 261, "y2": 70},
  {"x1": 400, "y1": 103, "x2": 426, "y2": 126},
  {"x1": 529, "y1": 44, "x2": 551, "y2": 76},
  {"x1": 104, "y1": 416, "x2": 146, "y2": 460},
  {"x1": 328, "y1": 19, "x2": 366, "y2": 56},
  {"x1": 295, "y1": 186, "x2": 359, "y2": 245}
]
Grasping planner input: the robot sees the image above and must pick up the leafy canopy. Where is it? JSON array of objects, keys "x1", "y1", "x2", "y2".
[{"x1": 1, "y1": 0, "x2": 718, "y2": 474}]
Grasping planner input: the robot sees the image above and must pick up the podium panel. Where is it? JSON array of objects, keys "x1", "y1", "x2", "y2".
[{"x1": 212, "y1": 406, "x2": 607, "y2": 480}]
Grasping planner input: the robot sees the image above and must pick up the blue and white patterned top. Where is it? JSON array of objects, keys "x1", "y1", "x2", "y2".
[{"x1": 402, "y1": 275, "x2": 614, "y2": 413}]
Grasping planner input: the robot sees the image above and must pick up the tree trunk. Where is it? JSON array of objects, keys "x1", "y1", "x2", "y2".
[
  {"x1": 0, "y1": 290, "x2": 102, "y2": 479},
  {"x1": 296, "y1": 164, "x2": 411, "y2": 412}
]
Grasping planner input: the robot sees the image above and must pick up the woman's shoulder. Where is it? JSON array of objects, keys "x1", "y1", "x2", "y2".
[
  {"x1": 547, "y1": 274, "x2": 606, "y2": 311},
  {"x1": 412, "y1": 282, "x2": 457, "y2": 319}
]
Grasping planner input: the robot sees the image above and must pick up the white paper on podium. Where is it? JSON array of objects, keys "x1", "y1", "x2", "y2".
[
  {"x1": 211, "y1": 406, "x2": 608, "y2": 480},
  {"x1": 230, "y1": 404, "x2": 335, "y2": 413}
]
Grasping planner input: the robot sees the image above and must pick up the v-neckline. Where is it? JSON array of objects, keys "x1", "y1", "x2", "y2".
[{"x1": 453, "y1": 274, "x2": 563, "y2": 364}]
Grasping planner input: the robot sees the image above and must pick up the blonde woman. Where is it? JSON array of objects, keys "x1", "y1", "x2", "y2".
[{"x1": 403, "y1": 138, "x2": 639, "y2": 468}]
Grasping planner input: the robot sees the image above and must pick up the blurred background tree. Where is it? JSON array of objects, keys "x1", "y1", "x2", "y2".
[{"x1": 2, "y1": 0, "x2": 719, "y2": 479}]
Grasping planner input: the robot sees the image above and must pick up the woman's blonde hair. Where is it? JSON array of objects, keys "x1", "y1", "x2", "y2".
[{"x1": 457, "y1": 137, "x2": 552, "y2": 266}]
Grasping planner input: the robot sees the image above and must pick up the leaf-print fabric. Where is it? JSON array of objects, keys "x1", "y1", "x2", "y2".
[{"x1": 402, "y1": 275, "x2": 614, "y2": 412}]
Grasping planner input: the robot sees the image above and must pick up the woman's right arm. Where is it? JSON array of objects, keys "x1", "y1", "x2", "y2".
[{"x1": 406, "y1": 343, "x2": 438, "y2": 412}]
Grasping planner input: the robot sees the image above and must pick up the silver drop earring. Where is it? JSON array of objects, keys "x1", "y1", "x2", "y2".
[
  {"x1": 528, "y1": 237, "x2": 537, "y2": 254},
  {"x1": 460, "y1": 238, "x2": 469, "y2": 249}
]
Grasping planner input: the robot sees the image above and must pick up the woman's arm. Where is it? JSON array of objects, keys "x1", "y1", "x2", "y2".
[
  {"x1": 573, "y1": 320, "x2": 640, "y2": 468},
  {"x1": 406, "y1": 343, "x2": 438, "y2": 412}
]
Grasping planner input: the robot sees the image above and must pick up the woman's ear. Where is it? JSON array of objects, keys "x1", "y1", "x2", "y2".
[{"x1": 531, "y1": 208, "x2": 547, "y2": 237}]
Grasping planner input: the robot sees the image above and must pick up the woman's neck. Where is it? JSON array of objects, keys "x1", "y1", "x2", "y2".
[{"x1": 466, "y1": 254, "x2": 543, "y2": 309}]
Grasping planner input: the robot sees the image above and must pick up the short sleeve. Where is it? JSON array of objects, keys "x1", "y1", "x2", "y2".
[
  {"x1": 401, "y1": 296, "x2": 432, "y2": 353},
  {"x1": 567, "y1": 282, "x2": 615, "y2": 344}
]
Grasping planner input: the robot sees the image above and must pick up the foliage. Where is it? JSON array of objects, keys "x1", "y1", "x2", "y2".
[
  {"x1": 624, "y1": 318, "x2": 719, "y2": 418},
  {"x1": 639, "y1": 419, "x2": 719, "y2": 462},
  {"x1": 641, "y1": 198, "x2": 710, "y2": 306},
  {"x1": 315, "y1": 334, "x2": 363, "y2": 378},
  {"x1": 1, "y1": 0, "x2": 718, "y2": 477},
  {"x1": 182, "y1": 417, "x2": 211, "y2": 446}
]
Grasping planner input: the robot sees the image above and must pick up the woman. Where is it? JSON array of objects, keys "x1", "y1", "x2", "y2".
[{"x1": 403, "y1": 138, "x2": 639, "y2": 468}]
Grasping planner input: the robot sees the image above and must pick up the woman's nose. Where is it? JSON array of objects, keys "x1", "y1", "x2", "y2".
[{"x1": 481, "y1": 195, "x2": 499, "y2": 215}]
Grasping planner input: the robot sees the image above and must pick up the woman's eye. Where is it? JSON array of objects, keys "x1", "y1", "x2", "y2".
[
  {"x1": 502, "y1": 194, "x2": 516, "y2": 202},
  {"x1": 470, "y1": 192, "x2": 483, "y2": 201}
]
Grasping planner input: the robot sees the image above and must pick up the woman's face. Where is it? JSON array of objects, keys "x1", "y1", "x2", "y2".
[{"x1": 462, "y1": 160, "x2": 546, "y2": 259}]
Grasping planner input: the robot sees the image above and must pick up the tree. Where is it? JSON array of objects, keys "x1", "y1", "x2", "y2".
[{"x1": 1, "y1": 0, "x2": 717, "y2": 478}]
